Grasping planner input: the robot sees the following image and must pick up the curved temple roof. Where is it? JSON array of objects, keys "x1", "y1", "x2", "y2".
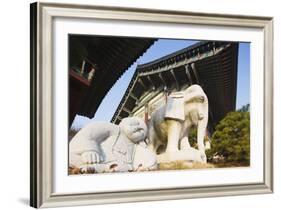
[
  {"x1": 69, "y1": 35, "x2": 156, "y2": 125},
  {"x1": 111, "y1": 41, "x2": 239, "y2": 129}
]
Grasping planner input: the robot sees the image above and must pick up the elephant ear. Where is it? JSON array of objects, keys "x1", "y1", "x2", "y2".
[{"x1": 165, "y1": 93, "x2": 185, "y2": 121}]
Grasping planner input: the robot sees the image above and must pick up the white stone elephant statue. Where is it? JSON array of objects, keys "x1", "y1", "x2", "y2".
[
  {"x1": 69, "y1": 117, "x2": 157, "y2": 173},
  {"x1": 148, "y1": 84, "x2": 209, "y2": 163}
]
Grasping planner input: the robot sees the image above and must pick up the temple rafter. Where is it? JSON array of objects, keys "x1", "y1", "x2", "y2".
[
  {"x1": 122, "y1": 107, "x2": 131, "y2": 114},
  {"x1": 147, "y1": 75, "x2": 156, "y2": 90},
  {"x1": 158, "y1": 72, "x2": 167, "y2": 90},
  {"x1": 170, "y1": 69, "x2": 180, "y2": 90},
  {"x1": 185, "y1": 64, "x2": 193, "y2": 85},
  {"x1": 129, "y1": 93, "x2": 139, "y2": 102},
  {"x1": 111, "y1": 41, "x2": 239, "y2": 130},
  {"x1": 138, "y1": 77, "x2": 148, "y2": 90},
  {"x1": 191, "y1": 63, "x2": 200, "y2": 84}
]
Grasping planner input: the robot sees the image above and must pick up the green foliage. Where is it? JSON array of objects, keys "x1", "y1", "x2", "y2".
[
  {"x1": 188, "y1": 126, "x2": 198, "y2": 148},
  {"x1": 207, "y1": 110, "x2": 250, "y2": 164},
  {"x1": 238, "y1": 103, "x2": 250, "y2": 112},
  {"x1": 188, "y1": 126, "x2": 210, "y2": 149}
]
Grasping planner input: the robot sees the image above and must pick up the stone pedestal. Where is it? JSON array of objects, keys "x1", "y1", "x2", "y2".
[{"x1": 157, "y1": 148, "x2": 205, "y2": 163}]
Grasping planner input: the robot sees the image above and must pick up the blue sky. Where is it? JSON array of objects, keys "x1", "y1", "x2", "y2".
[{"x1": 71, "y1": 39, "x2": 250, "y2": 129}]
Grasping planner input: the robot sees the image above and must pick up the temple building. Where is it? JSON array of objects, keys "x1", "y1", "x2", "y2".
[
  {"x1": 111, "y1": 41, "x2": 239, "y2": 132},
  {"x1": 69, "y1": 35, "x2": 156, "y2": 126}
]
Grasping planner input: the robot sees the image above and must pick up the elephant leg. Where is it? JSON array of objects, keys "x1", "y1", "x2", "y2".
[
  {"x1": 148, "y1": 139, "x2": 161, "y2": 154},
  {"x1": 165, "y1": 120, "x2": 182, "y2": 156},
  {"x1": 147, "y1": 125, "x2": 160, "y2": 154},
  {"x1": 197, "y1": 117, "x2": 208, "y2": 163},
  {"x1": 180, "y1": 136, "x2": 191, "y2": 150}
]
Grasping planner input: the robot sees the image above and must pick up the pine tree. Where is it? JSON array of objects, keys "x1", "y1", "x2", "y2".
[{"x1": 207, "y1": 108, "x2": 250, "y2": 164}]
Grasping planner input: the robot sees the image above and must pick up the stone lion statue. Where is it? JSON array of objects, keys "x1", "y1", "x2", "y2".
[
  {"x1": 69, "y1": 117, "x2": 157, "y2": 173},
  {"x1": 148, "y1": 84, "x2": 209, "y2": 163}
]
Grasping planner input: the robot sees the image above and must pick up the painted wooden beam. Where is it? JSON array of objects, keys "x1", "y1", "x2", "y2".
[
  {"x1": 129, "y1": 93, "x2": 139, "y2": 102},
  {"x1": 170, "y1": 69, "x2": 179, "y2": 90},
  {"x1": 147, "y1": 75, "x2": 156, "y2": 90},
  {"x1": 158, "y1": 72, "x2": 167, "y2": 90},
  {"x1": 138, "y1": 77, "x2": 148, "y2": 90},
  {"x1": 185, "y1": 64, "x2": 193, "y2": 85},
  {"x1": 122, "y1": 107, "x2": 131, "y2": 114},
  {"x1": 191, "y1": 63, "x2": 200, "y2": 84}
]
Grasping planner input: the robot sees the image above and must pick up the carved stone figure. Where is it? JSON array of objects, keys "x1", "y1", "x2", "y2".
[
  {"x1": 148, "y1": 85, "x2": 209, "y2": 163},
  {"x1": 69, "y1": 117, "x2": 157, "y2": 173}
]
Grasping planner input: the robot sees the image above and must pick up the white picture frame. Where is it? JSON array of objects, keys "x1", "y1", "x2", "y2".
[{"x1": 30, "y1": 2, "x2": 273, "y2": 208}]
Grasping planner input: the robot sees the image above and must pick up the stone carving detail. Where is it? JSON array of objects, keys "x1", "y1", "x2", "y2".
[
  {"x1": 148, "y1": 85, "x2": 209, "y2": 163},
  {"x1": 69, "y1": 117, "x2": 157, "y2": 173},
  {"x1": 69, "y1": 85, "x2": 209, "y2": 173}
]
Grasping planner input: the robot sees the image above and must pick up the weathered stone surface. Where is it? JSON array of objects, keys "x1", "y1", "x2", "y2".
[
  {"x1": 148, "y1": 85, "x2": 209, "y2": 163},
  {"x1": 69, "y1": 117, "x2": 157, "y2": 173},
  {"x1": 158, "y1": 160, "x2": 214, "y2": 171},
  {"x1": 69, "y1": 85, "x2": 211, "y2": 174}
]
